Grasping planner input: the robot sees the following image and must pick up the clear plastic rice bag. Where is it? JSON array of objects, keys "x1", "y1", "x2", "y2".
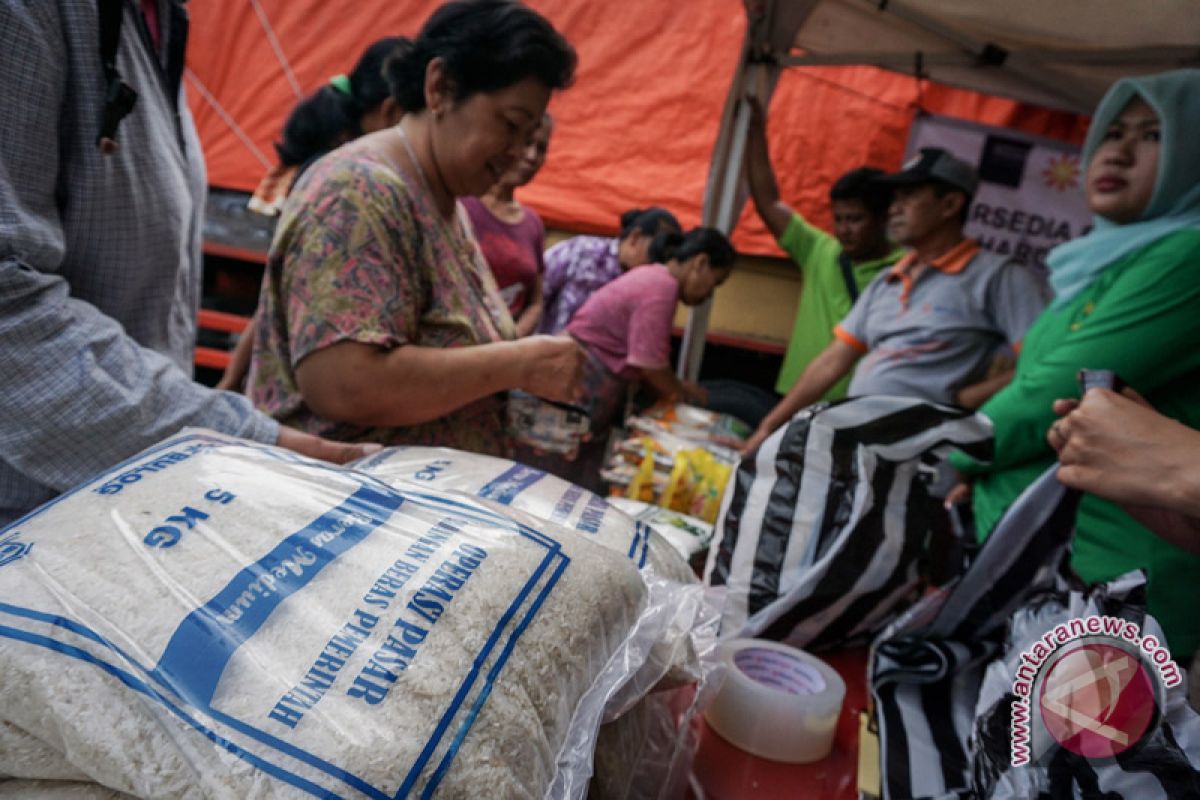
[
  {"x1": 352, "y1": 445, "x2": 695, "y2": 585},
  {"x1": 0, "y1": 430, "x2": 703, "y2": 799}
]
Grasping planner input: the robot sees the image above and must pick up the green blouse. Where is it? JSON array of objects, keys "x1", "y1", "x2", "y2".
[{"x1": 954, "y1": 228, "x2": 1200, "y2": 656}]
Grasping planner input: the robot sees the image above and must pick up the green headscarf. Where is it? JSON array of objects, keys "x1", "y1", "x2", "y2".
[{"x1": 1047, "y1": 69, "x2": 1200, "y2": 309}]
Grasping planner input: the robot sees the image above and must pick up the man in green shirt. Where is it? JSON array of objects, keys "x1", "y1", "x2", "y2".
[{"x1": 704, "y1": 97, "x2": 905, "y2": 427}]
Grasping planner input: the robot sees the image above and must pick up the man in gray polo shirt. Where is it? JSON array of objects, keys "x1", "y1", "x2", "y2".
[{"x1": 742, "y1": 147, "x2": 1049, "y2": 455}]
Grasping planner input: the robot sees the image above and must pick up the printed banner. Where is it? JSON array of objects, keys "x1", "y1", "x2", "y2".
[{"x1": 907, "y1": 115, "x2": 1091, "y2": 273}]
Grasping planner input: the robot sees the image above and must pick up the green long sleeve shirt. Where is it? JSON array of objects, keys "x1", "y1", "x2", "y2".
[{"x1": 954, "y1": 229, "x2": 1200, "y2": 656}]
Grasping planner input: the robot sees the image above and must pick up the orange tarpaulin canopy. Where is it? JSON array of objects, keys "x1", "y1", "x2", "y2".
[{"x1": 185, "y1": 0, "x2": 1088, "y2": 258}]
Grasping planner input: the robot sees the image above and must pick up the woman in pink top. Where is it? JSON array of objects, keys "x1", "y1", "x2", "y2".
[
  {"x1": 462, "y1": 114, "x2": 553, "y2": 336},
  {"x1": 569, "y1": 226, "x2": 736, "y2": 405},
  {"x1": 515, "y1": 228, "x2": 735, "y2": 490},
  {"x1": 565, "y1": 228, "x2": 736, "y2": 479}
]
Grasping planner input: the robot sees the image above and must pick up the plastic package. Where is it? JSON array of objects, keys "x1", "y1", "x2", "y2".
[
  {"x1": 603, "y1": 442, "x2": 732, "y2": 526},
  {"x1": 606, "y1": 497, "x2": 714, "y2": 564},
  {"x1": 612, "y1": 438, "x2": 664, "y2": 504},
  {"x1": 629, "y1": 404, "x2": 750, "y2": 455},
  {"x1": 661, "y1": 449, "x2": 730, "y2": 524},
  {"x1": 601, "y1": 403, "x2": 746, "y2": 521},
  {"x1": 0, "y1": 723, "x2": 87, "y2": 782},
  {"x1": 589, "y1": 689, "x2": 687, "y2": 800},
  {"x1": 0, "y1": 431, "x2": 703, "y2": 799},
  {"x1": 506, "y1": 389, "x2": 591, "y2": 458}
]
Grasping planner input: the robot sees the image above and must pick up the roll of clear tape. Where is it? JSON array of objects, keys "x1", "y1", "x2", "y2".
[{"x1": 704, "y1": 638, "x2": 846, "y2": 764}]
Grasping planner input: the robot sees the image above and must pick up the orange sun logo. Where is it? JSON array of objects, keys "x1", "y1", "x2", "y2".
[{"x1": 1043, "y1": 154, "x2": 1081, "y2": 192}]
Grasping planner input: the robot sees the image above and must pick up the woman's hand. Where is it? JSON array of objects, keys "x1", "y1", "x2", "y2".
[
  {"x1": 1049, "y1": 387, "x2": 1199, "y2": 512},
  {"x1": 1048, "y1": 387, "x2": 1200, "y2": 553},
  {"x1": 517, "y1": 335, "x2": 585, "y2": 405},
  {"x1": 215, "y1": 316, "x2": 257, "y2": 393},
  {"x1": 740, "y1": 423, "x2": 773, "y2": 459},
  {"x1": 276, "y1": 426, "x2": 382, "y2": 465}
]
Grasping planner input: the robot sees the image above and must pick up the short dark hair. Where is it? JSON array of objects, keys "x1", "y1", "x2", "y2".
[
  {"x1": 930, "y1": 179, "x2": 971, "y2": 225},
  {"x1": 385, "y1": 0, "x2": 576, "y2": 112},
  {"x1": 829, "y1": 167, "x2": 892, "y2": 218},
  {"x1": 275, "y1": 37, "x2": 409, "y2": 167},
  {"x1": 653, "y1": 227, "x2": 737, "y2": 269},
  {"x1": 618, "y1": 207, "x2": 681, "y2": 240}
]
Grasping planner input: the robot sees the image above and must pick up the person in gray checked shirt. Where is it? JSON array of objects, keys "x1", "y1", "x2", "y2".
[{"x1": 0, "y1": 0, "x2": 372, "y2": 526}]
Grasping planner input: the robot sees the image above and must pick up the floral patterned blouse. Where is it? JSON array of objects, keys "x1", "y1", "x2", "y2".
[
  {"x1": 247, "y1": 138, "x2": 517, "y2": 456},
  {"x1": 536, "y1": 235, "x2": 622, "y2": 334}
]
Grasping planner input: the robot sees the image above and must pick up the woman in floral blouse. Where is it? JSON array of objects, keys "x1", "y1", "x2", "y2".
[{"x1": 248, "y1": 0, "x2": 583, "y2": 457}]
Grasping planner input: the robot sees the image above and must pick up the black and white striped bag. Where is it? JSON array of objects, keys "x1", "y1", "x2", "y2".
[
  {"x1": 870, "y1": 466, "x2": 1200, "y2": 799},
  {"x1": 703, "y1": 396, "x2": 993, "y2": 648}
]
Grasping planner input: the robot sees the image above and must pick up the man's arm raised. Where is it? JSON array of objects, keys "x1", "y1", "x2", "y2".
[{"x1": 743, "y1": 95, "x2": 795, "y2": 240}]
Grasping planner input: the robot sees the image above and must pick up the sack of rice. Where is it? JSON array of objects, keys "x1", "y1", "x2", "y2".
[
  {"x1": 0, "y1": 723, "x2": 87, "y2": 783},
  {"x1": 0, "y1": 781, "x2": 133, "y2": 799},
  {"x1": 351, "y1": 446, "x2": 723, "y2": 796},
  {"x1": 0, "y1": 431, "x2": 686, "y2": 799},
  {"x1": 352, "y1": 446, "x2": 695, "y2": 585}
]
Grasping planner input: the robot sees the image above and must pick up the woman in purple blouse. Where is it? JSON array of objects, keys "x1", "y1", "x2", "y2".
[{"x1": 536, "y1": 206, "x2": 680, "y2": 334}]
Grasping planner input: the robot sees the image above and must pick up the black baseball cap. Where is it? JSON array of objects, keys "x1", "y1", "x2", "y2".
[{"x1": 876, "y1": 147, "x2": 979, "y2": 198}]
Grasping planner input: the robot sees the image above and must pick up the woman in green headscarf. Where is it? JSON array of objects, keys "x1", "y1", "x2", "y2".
[{"x1": 951, "y1": 69, "x2": 1200, "y2": 657}]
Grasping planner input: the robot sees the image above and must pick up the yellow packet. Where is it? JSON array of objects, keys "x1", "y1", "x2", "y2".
[
  {"x1": 688, "y1": 450, "x2": 732, "y2": 523},
  {"x1": 662, "y1": 450, "x2": 696, "y2": 513},
  {"x1": 626, "y1": 437, "x2": 659, "y2": 503}
]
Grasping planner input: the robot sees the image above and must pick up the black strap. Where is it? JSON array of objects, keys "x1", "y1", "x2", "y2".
[
  {"x1": 837, "y1": 251, "x2": 860, "y2": 304},
  {"x1": 98, "y1": 0, "x2": 123, "y2": 81},
  {"x1": 163, "y1": 2, "x2": 189, "y2": 114},
  {"x1": 97, "y1": 0, "x2": 138, "y2": 150}
]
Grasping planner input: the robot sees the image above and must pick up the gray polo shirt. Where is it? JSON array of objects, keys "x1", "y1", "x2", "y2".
[{"x1": 834, "y1": 240, "x2": 1049, "y2": 405}]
